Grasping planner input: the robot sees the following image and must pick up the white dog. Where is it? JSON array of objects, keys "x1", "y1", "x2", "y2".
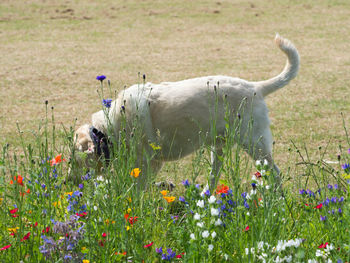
[{"x1": 74, "y1": 34, "x2": 299, "y2": 189}]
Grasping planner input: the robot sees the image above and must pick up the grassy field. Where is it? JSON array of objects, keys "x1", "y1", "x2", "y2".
[{"x1": 0, "y1": 1, "x2": 350, "y2": 262}]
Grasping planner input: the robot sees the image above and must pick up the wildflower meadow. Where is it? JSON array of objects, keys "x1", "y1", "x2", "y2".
[{"x1": 0, "y1": 76, "x2": 349, "y2": 263}]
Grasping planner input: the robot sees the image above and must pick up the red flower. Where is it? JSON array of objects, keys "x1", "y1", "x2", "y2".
[
  {"x1": 318, "y1": 242, "x2": 329, "y2": 248},
  {"x1": 143, "y1": 242, "x2": 153, "y2": 248},
  {"x1": 315, "y1": 203, "x2": 323, "y2": 209},
  {"x1": 20, "y1": 232, "x2": 30, "y2": 242},
  {"x1": 216, "y1": 184, "x2": 229, "y2": 195},
  {"x1": 49, "y1": 154, "x2": 66, "y2": 166},
  {"x1": 42, "y1": 226, "x2": 50, "y2": 233},
  {"x1": 254, "y1": 171, "x2": 262, "y2": 178},
  {"x1": 76, "y1": 212, "x2": 87, "y2": 218},
  {"x1": 305, "y1": 203, "x2": 310, "y2": 206},
  {"x1": 98, "y1": 240, "x2": 105, "y2": 247},
  {"x1": 102, "y1": 233, "x2": 107, "y2": 238},
  {"x1": 128, "y1": 216, "x2": 138, "y2": 225},
  {"x1": 176, "y1": 253, "x2": 185, "y2": 258},
  {"x1": 243, "y1": 226, "x2": 250, "y2": 232},
  {"x1": 9, "y1": 208, "x2": 18, "y2": 217},
  {"x1": 0, "y1": 244, "x2": 11, "y2": 251}
]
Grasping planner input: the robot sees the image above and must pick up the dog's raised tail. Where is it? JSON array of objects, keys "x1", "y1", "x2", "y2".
[{"x1": 254, "y1": 34, "x2": 299, "y2": 97}]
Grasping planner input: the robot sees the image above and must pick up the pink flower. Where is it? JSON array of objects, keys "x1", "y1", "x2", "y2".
[
  {"x1": 318, "y1": 242, "x2": 329, "y2": 248},
  {"x1": 243, "y1": 226, "x2": 250, "y2": 232},
  {"x1": 314, "y1": 203, "x2": 323, "y2": 209},
  {"x1": 144, "y1": 242, "x2": 153, "y2": 248},
  {"x1": 102, "y1": 233, "x2": 107, "y2": 238},
  {"x1": 0, "y1": 244, "x2": 11, "y2": 251}
]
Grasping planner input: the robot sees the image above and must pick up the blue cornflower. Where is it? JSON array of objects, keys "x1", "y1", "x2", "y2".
[
  {"x1": 182, "y1": 179, "x2": 190, "y2": 187},
  {"x1": 334, "y1": 184, "x2": 339, "y2": 190},
  {"x1": 331, "y1": 197, "x2": 337, "y2": 203},
  {"x1": 156, "y1": 247, "x2": 163, "y2": 254},
  {"x1": 320, "y1": 215, "x2": 327, "y2": 221},
  {"x1": 161, "y1": 248, "x2": 176, "y2": 261},
  {"x1": 341, "y1": 163, "x2": 350, "y2": 171},
  {"x1": 338, "y1": 208, "x2": 342, "y2": 214},
  {"x1": 299, "y1": 189, "x2": 306, "y2": 195},
  {"x1": 204, "y1": 189, "x2": 210, "y2": 196},
  {"x1": 79, "y1": 183, "x2": 84, "y2": 189},
  {"x1": 102, "y1": 98, "x2": 112, "y2": 108},
  {"x1": 179, "y1": 196, "x2": 185, "y2": 202},
  {"x1": 339, "y1": 196, "x2": 344, "y2": 202},
  {"x1": 227, "y1": 199, "x2": 235, "y2": 206},
  {"x1": 81, "y1": 172, "x2": 91, "y2": 181},
  {"x1": 221, "y1": 204, "x2": 226, "y2": 211},
  {"x1": 306, "y1": 189, "x2": 315, "y2": 197},
  {"x1": 244, "y1": 201, "x2": 249, "y2": 209},
  {"x1": 96, "y1": 75, "x2": 106, "y2": 82},
  {"x1": 241, "y1": 192, "x2": 247, "y2": 199},
  {"x1": 41, "y1": 183, "x2": 46, "y2": 189},
  {"x1": 251, "y1": 183, "x2": 256, "y2": 189},
  {"x1": 221, "y1": 193, "x2": 226, "y2": 198},
  {"x1": 327, "y1": 184, "x2": 333, "y2": 190},
  {"x1": 64, "y1": 255, "x2": 72, "y2": 260},
  {"x1": 337, "y1": 259, "x2": 343, "y2": 263},
  {"x1": 324, "y1": 198, "x2": 330, "y2": 206}
]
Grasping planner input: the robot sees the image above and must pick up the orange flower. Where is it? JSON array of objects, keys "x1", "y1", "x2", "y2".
[
  {"x1": 163, "y1": 196, "x2": 176, "y2": 203},
  {"x1": 130, "y1": 168, "x2": 141, "y2": 178},
  {"x1": 160, "y1": 190, "x2": 168, "y2": 196},
  {"x1": 10, "y1": 175, "x2": 24, "y2": 186},
  {"x1": 216, "y1": 184, "x2": 229, "y2": 195},
  {"x1": 49, "y1": 154, "x2": 65, "y2": 166}
]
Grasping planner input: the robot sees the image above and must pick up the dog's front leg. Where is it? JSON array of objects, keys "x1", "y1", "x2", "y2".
[{"x1": 209, "y1": 146, "x2": 223, "y2": 191}]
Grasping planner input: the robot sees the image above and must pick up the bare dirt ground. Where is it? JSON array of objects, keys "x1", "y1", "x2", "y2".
[{"x1": 1, "y1": 0, "x2": 349, "y2": 180}]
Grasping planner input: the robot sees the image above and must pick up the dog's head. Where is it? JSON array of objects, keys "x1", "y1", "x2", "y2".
[{"x1": 73, "y1": 124, "x2": 98, "y2": 168}]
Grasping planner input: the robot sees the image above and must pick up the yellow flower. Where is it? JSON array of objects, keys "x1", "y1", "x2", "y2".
[
  {"x1": 150, "y1": 142, "x2": 161, "y2": 150},
  {"x1": 342, "y1": 173, "x2": 350, "y2": 179},
  {"x1": 65, "y1": 192, "x2": 73, "y2": 196},
  {"x1": 130, "y1": 168, "x2": 141, "y2": 178},
  {"x1": 126, "y1": 226, "x2": 130, "y2": 231},
  {"x1": 127, "y1": 208, "x2": 131, "y2": 214},
  {"x1": 82, "y1": 260, "x2": 90, "y2": 263},
  {"x1": 163, "y1": 196, "x2": 176, "y2": 203},
  {"x1": 0, "y1": 198, "x2": 3, "y2": 205},
  {"x1": 53, "y1": 201, "x2": 61, "y2": 207},
  {"x1": 8, "y1": 227, "x2": 19, "y2": 233},
  {"x1": 127, "y1": 197, "x2": 132, "y2": 202},
  {"x1": 160, "y1": 190, "x2": 168, "y2": 196}
]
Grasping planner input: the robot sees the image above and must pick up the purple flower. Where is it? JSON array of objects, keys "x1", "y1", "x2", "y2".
[
  {"x1": 79, "y1": 184, "x2": 84, "y2": 189},
  {"x1": 327, "y1": 184, "x2": 333, "y2": 190},
  {"x1": 331, "y1": 197, "x2": 337, "y2": 203},
  {"x1": 182, "y1": 179, "x2": 190, "y2": 187},
  {"x1": 339, "y1": 196, "x2": 344, "y2": 202},
  {"x1": 41, "y1": 183, "x2": 46, "y2": 189},
  {"x1": 299, "y1": 189, "x2": 306, "y2": 195},
  {"x1": 102, "y1": 99, "x2": 112, "y2": 108},
  {"x1": 179, "y1": 196, "x2": 185, "y2": 202},
  {"x1": 251, "y1": 183, "x2": 256, "y2": 189},
  {"x1": 156, "y1": 247, "x2": 163, "y2": 254},
  {"x1": 338, "y1": 208, "x2": 342, "y2": 214},
  {"x1": 342, "y1": 163, "x2": 350, "y2": 173},
  {"x1": 204, "y1": 189, "x2": 210, "y2": 196},
  {"x1": 241, "y1": 192, "x2": 247, "y2": 199},
  {"x1": 334, "y1": 184, "x2": 339, "y2": 190},
  {"x1": 244, "y1": 201, "x2": 249, "y2": 209},
  {"x1": 320, "y1": 215, "x2": 327, "y2": 221},
  {"x1": 96, "y1": 75, "x2": 106, "y2": 82},
  {"x1": 161, "y1": 248, "x2": 176, "y2": 261}
]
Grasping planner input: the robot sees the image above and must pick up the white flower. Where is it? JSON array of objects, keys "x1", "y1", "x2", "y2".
[
  {"x1": 190, "y1": 233, "x2": 195, "y2": 240},
  {"x1": 208, "y1": 195, "x2": 216, "y2": 204},
  {"x1": 211, "y1": 207, "x2": 219, "y2": 216},
  {"x1": 97, "y1": 176, "x2": 104, "y2": 181},
  {"x1": 246, "y1": 212, "x2": 250, "y2": 216},
  {"x1": 208, "y1": 244, "x2": 214, "y2": 251},
  {"x1": 197, "y1": 200, "x2": 205, "y2": 208},
  {"x1": 94, "y1": 206, "x2": 98, "y2": 211},
  {"x1": 263, "y1": 159, "x2": 268, "y2": 166},
  {"x1": 285, "y1": 255, "x2": 292, "y2": 263},
  {"x1": 215, "y1": 218, "x2": 223, "y2": 226},
  {"x1": 308, "y1": 260, "x2": 318, "y2": 263},
  {"x1": 245, "y1": 248, "x2": 249, "y2": 255},
  {"x1": 194, "y1": 213, "x2": 201, "y2": 220},
  {"x1": 197, "y1": 222, "x2": 204, "y2": 228},
  {"x1": 265, "y1": 185, "x2": 270, "y2": 190},
  {"x1": 211, "y1": 231, "x2": 217, "y2": 238},
  {"x1": 256, "y1": 160, "x2": 262, "y2": 166},
  {"x1": 202, "y1": 230, "x2": 210, "y2": 238}
]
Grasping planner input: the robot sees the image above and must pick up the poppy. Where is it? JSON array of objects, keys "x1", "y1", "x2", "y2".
[
  {"x1": 49, "y1": 154, "x2": 65, "y2": 166},
  {"x1": 216, "y1": 184, "x2": 229, "y2": 195},
  {"x1": 20, "y1": 232, "x2": 30, "y2": 242},
  {"x1": 130, "y1": 168, "x2": 141, "y2": 178}
]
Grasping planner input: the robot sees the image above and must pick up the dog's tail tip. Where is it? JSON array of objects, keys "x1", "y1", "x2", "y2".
[{"x1": 274, "y1": 33, "x2": 294, "y2": 49}]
